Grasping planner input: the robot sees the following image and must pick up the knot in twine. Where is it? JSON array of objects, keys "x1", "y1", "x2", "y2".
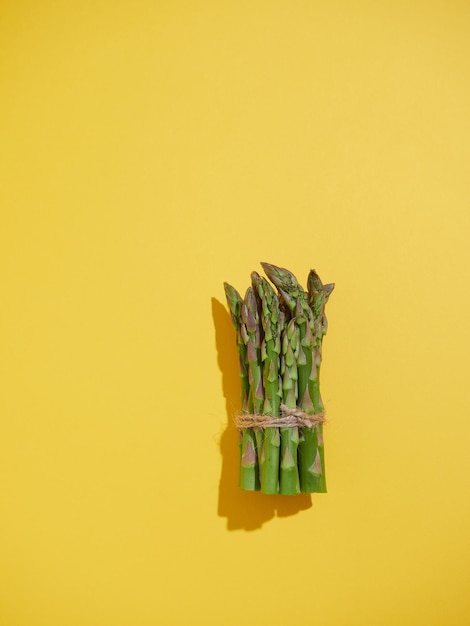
[{"x1": 235, "y1": 404, "x2": 326, "y2": 430}]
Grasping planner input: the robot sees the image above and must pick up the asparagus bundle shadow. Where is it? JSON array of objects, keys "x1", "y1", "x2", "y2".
[{"x1": 224, "y1": 263, "x2": 334, "y2": 495}]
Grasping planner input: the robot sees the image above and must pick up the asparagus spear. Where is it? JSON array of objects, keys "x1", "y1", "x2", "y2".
[
  {"x1": 248, "y1": 282, "x2": 267, "y2": 486},
  {"x1": 303, "y1": 270, "x2": 335, "y2": 492},
  {"x1": 239, "y1": 287, "x2": 264, "y2": 490},
  {"x1": 223, "y1": 283, "x2": 250, "y2": 412},
  {"x1": 251, "y1": 272, "x2": 283, "y2": 494},
  {"x1": 224, "y1": 283, "x2": 259, "y2": 491},
  {"x1": 279, "y1": 318, "x2": 301, "y2": 495}
]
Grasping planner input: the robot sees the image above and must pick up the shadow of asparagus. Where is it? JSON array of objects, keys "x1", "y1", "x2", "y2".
[{"x1": 212, "y1": 297, "x2": 312, "y2": 531}]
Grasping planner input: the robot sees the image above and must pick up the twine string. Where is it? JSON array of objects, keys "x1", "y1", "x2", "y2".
[{"x1": 235, "y1": 404, "x2": 325, "y2": 430}]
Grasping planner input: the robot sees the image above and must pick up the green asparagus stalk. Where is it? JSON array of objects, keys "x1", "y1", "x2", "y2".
[
  {"x1": 297, "y1": 318, "x2": 324, "y2": 492},
  {"x1": 223, "y1": 283, "x2": 250, "y2": 488},
  {"x1": 248, "y1": 281, "x2": 267, "y2": 486},
  {"x1": 251, "y1": 272, "x2": 283, "y2": 494},
  {"x1": 224, "y1": 283, "x2": 259, "y2": 491},
  {"x1": 303, "y1": 270, "x2": 335, "y2": 492},
  {"x1": 279, "y1": 318, "x2": 301, "y2": 495},
  {"x1": 223, "y1": 283, "x2": 250, "y2": 413},
  {"x1": 239, "y1": 287, "x2": 264, "y2": 490}
]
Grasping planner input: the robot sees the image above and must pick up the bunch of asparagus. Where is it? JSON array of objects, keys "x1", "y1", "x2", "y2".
[{"x1": 224, "y1": 263, "x2": 334, "y2": 495}]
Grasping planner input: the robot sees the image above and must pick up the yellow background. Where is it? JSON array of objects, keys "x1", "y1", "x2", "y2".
[{"x1": 1, "y1": 1, "x2": 469, "y2": 624}]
